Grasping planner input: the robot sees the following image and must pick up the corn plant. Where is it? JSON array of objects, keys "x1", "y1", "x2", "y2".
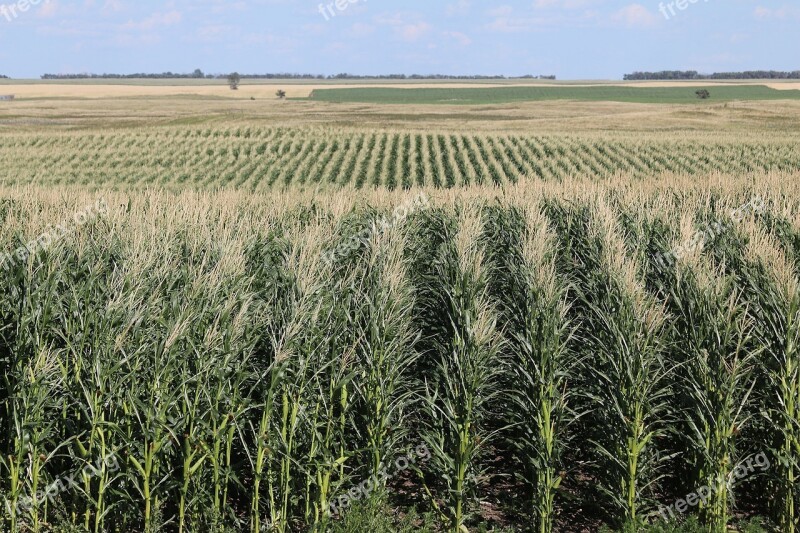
[
  {"x1": 68, "y1": 297, "x2": 125, "y2": 533},
  {"x1": 302, "y1": 284, "x2": 358, "y2": 527},
  {"x1": 52, "y1": 228, "x2": 127, "y2": 533},
  {"x1": 0, "y1": 241, "x2": 69, "y2": 533},
  {"x1": 175, "y1": 362, "x2": 208, "y2": 533},
  {"x1": 695, "y1": 205, "x2": 768, "y2": 531},
  {"x1": 728, "y1": 216, "x2": 800, "y2": 533},
  {"x1": 750, "y1": 261, "x2": 800, "y2": 533},
  {"x1": 241, "y1": 231, "x2": 294, "y2": 533},
  {"x1": 247, "y1": 219, "x2": 350, "y2": 532},
  {"x1": 544, "y1": 197, "x2": 672, "y2": 526},
  {"x1": 487, "y1": 203, "x2": 574, "y2": 533},
  {"x1": 683, "y1": 278, "x2": 754, "y2": 532},
  {"x1": 119, "y1": 302, "x2": 182, "y2": 531},
  {"x1": 418, "y1": 205, "x2": 505, "y2": 532},
  {"x1": 583, "y1": 202, "x2": 671, "y2": 526},
  {"x1": 354, "y1": 221, "x2": 419, "y2": 481},
  {"x1": 657, "y1": 235, "x2": 754, "y2": 533}
]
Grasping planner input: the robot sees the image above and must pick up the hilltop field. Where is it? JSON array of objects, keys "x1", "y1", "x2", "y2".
[{"x1": 1, "y1": 80, "x2": 800, "y2": 533}]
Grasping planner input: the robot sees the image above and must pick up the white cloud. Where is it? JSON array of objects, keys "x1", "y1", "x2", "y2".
[
  {"x1": 36, "y1": 0, "x2": 59, "y2": 18},
  {"x1": 610, "y1": 4, "x2": 656, "y2": 28},
  {"x1": 442, "y1": 30, "x2": 471, "y2": 46},
  {"x1": 112, "y1": 33, "x2": 160, "y2": 46},
  {"x1": 399, "y1": 22, "x2": 431, "y2": 42},
  {"x1": 101, "y1": 0, "x2": 124, "y2": 14},
  {"x1": 121, "y1": 10, "x2": 182, "y2": 31},
  {"x1": 754, "y1": 5, "x2": 800, "y2": 20},
  {"x1": 534, "y1": 0, "x2": 597, "y2": 8},
  {"x1": 446, "y1": 0, "x2": 470, "y2": 17},
  {"x1": 485, "y1": 2, "x2": 603, "y2": 32},
  {"x1": 488, "y1": 5, "x2": 513, "y2": 17},
  {"x1": 349, "y1": 22, "x2": 376, "y2": 37},
  {"x1": 191, "y1": 24, "x2": 236, "y2": 43},
  {"x1": 373, "y1": 12, "x2": 434, "y2": 42}
]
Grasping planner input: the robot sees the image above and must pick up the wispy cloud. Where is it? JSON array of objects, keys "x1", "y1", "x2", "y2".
[
  {"x1": 534, "y1": 0, "x2": 597, "y2": 9},
  {"x1": 373, "y1": 12, "x2": 434, "y2": 42},
  {"x1": 120, "y1": 10, "x2": 182, "y2": 31},
  {"x1": 36, "y1": 0, "x2": 59, "y2": 18},
  {"x1": 610, "y1": 4, "x2": 657, "y2": 28},
  {"x1": 442, "y1": 30, "x2": 471, "y2": 46},
  {"x1": 399, "y1": 21, "x2": 431, "y2": 42},
  {"x1": 446, "y1": 0, "x2": 471, "y2": 16},
  {"x1": 753, "y1": 5, "x2": 800, "y2": 20}
]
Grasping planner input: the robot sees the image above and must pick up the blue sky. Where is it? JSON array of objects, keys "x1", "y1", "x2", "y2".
[{"x1": 0, "y1": 0, "x2": 797, "y2": 79}]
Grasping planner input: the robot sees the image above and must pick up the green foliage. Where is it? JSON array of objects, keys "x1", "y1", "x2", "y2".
[
  {"x1": 326, "y1": 491, "x2": 436, "y2": 533},
  {"x1": 308, "y1": 85, "x2": 800, "y2": 105},
  {"x1": 227, "y1": 72, "x2": 240, "y2": 90},
  {"x1": 1, "y1": 127, "x2": 798, "y2": 188},
  {"x1": 600, "y1": 516, "x2": 773, "y2": 532},
  {"x1": 0, "y1": 191, "x2": 795, "y2": 532}
]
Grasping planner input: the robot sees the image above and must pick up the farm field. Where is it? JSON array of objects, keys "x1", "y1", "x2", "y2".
[
  {"x1": 4, "y1": 86, "x2": 800, "y2": 134},
  {"x1": 3, "y1": 79, "x2": 800, "y2": 101},
  {"x1": 307, "y1": 84, "x2": 800, "y2": 105},
  {"x1": 2, "y1": 127, "x2": 799, "y2": 190},
  {"x1": 2, "y1": 175, "x2": 800, "y2": 533},
  {"x1": 0, "y1": 85, "x2": 799, "y2": 190},
  {"x1": 0, "y1": 83, "x2": 800, "y2": 533}
]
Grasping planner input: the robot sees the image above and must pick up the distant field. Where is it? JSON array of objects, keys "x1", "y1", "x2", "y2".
[
  {"x1": 1, "y1": 79, "x2": 799, "y2": 101},
  {"x1": 308, "y1": 85, "x2": 800, "y2": 105},
  {"x1": 1, "y1": 127, "x2": 798, "y2": 190}
]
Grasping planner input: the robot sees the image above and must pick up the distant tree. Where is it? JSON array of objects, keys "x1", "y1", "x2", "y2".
[
  {"x1": 625, "y1": 70, "x2": 800, "y2": 81},
  {"x1": 227, "y1": 72, "x2": 241, "y2": 90},
  {"x1": 276, "y1": 90, "x2": 286, "y2": 99},
  {"x1": 696, "y1": 89, "x2": 711, "y2": 99},
  {"x1": 37, "y1": 71, "x2": 563, "y2": 81}
]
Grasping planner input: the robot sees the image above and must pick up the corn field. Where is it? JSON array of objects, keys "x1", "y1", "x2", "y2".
[
  {"x1": 0, "y1": 127, "x2": 799, "y2": 189},
  {"x1": 1, "y1": 174, "x2": 800, "y2": 532}
]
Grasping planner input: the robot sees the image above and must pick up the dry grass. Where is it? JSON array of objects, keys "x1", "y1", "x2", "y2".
[
  {"x1": 2, "y1": 84, "x2": 800, "y2": 135},
  {"x1": 2, "y1": 80, "x2": 799, "y2": 100}
]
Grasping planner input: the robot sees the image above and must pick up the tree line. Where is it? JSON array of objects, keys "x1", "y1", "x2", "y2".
[
  {"x1": 624, "y1": 70, "x2": 800, "y2": 80},
  {"x1": 38, "y1": 70, "x2": 556, "y2": 80}
]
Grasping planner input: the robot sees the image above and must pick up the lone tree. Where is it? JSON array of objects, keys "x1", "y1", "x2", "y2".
[
  {"x1": 696, "y1": 89, "x2": 711, "y2": 99},
  {"x1": 276, "y1": 89, "x2": 286, "y2": 99},
  {"x1": 227, "y1": 72, "x2": 241, "y2": 90}
]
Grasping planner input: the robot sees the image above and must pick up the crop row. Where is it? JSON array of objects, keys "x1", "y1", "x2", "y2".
[
  {"x1": 1, "y1": 182, "x2": 799, "y2": 532},
  {"x1": 0, "y1": 128, "x2": 798, "y2": 188}
]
